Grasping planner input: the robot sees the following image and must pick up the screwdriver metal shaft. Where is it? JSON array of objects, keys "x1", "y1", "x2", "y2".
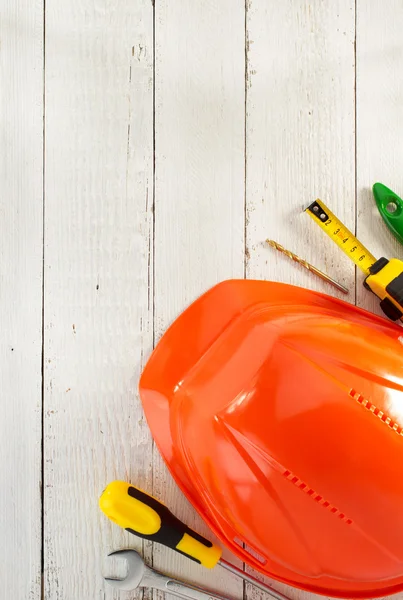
[
  {"x1": 266, "y1": 239, "x2": 348, "y2": 295},
  {"x1": 219, "y1": 558, "x2": 290, "y2": 600}
]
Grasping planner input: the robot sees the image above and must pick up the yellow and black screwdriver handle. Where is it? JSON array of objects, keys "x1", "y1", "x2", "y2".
[
  {"x1": 100, "y1": 480, "x2": 222, "y2": 569},
  {"x1": 306, "y1": 200, "x2": 403, "y2": 321}
]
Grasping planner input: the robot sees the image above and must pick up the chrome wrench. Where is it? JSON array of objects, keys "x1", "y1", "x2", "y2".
[{"x1": 105, "y1": 549, "x2": 233, "y2": 600}]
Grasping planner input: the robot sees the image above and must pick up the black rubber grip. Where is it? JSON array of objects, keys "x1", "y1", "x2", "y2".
[{"x1": 126, "y1": 486, "x2": 213, "y2": 563}]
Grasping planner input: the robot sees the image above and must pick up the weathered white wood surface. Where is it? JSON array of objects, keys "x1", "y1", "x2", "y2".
[
  {"x1": 0, "y1": 1, "x2": 43, "y2": 599},
  {"x1": 356, "y1": 0, "x2": 403, "y2": 315},
  {"x1": 246, "y1": 0, "x2": 356, "y2": 301},
  {"x1": 2, "y1": 0, "x2": 403, "y2": 598},
  {"x1": 44, "y1": 1, "x2": 154, "y2": 598}
]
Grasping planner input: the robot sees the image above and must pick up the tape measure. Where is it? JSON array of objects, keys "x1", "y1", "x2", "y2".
[{"x1": 305, "y1": 199, "x2": 403, "y2": 322}]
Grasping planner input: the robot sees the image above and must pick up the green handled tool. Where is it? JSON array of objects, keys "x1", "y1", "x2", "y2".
[
  {"x1": 100, "y1": 480, "x2": 291, "y2": 600},
  {"x1": 373, "y1": 183, "x2": 403, "y2": 246}
]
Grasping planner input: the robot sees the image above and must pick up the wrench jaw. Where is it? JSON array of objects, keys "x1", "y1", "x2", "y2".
[{"x1": 104, "y1": 549, "x2": 145, "y2": 591}]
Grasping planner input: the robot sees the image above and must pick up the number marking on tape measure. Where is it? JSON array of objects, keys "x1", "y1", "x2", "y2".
[{"x1": 305, "y1": 200, "x2": 376, "y2": 275}]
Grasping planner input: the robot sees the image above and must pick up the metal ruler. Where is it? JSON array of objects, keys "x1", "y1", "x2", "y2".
[{"x1": 305, "y1": 200, "x2": 376, "y2": 275}]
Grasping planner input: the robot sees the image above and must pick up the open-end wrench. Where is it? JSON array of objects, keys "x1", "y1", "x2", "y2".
[{"x1": 105, "y1": 549, "x2": 233, "y2": 600}]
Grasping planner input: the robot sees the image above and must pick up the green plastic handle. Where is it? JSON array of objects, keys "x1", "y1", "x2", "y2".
[{"x1": 373, "y1": 183, "x2": 403, "y2": 246}]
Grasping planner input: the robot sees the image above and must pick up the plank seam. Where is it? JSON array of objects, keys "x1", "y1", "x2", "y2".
[
  {"x1": 41, "y1": 0, "x2": 46, "y2": 597},
  {"x1": 151, "y1": 0, "x2": 156, "y2": 580},
  {"x1": 354, "y1": 0, "x2": 358, "y2": 307},
  {"x1": 243, "y1": 2, "x2": 248, "y2": 598},
  {"x1": 243, "y1": 0, "x2": 248, "y2": 281}
]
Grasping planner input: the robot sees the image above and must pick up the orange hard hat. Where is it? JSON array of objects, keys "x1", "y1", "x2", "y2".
[{"x1": 139, "y1": 280, "x2": 403, "y2": 598}]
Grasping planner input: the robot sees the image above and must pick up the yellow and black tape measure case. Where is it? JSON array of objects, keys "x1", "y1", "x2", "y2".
[
  {"x1": 306, "y1": 200, "x2": 403, "y2": 322},
  {"x1": 363, "y1": 257, "x2": 403, "y2": 321}
]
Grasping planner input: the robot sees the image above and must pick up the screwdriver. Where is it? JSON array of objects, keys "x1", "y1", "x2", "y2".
[{"x1": 100, "y1": 481, "x2": 291, "y2": 600}]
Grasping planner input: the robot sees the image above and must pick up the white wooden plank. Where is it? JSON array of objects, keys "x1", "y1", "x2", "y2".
[
  {"x1": 245, "y1": 1, "x2": 355, "y2": 600},
  {"x1": 0, "y1": 1, "x2": 43, "y2": 598},
  {"x1": 153, "y1": 1, "x2": 245, "y2": 598},
  {"x1": 356, "y1": 0, "x2": 403, "y2": 320},
  {"x1": 246, "y1": 0, "x2": 356, "y2": 304},
  {"x1": 44, "y1": 1, "x2": 154, "y2": 597}
]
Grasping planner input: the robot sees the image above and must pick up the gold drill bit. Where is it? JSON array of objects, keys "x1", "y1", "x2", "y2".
[{"x1": 266, "y1": 240, "x2": 348, "y2": 295}]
